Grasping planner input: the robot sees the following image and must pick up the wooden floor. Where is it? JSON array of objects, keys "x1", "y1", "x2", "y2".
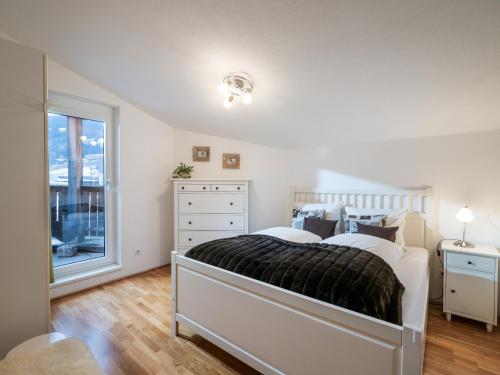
[{"x1": 51, "y1": 266, "x2": 500, "y2": 375}]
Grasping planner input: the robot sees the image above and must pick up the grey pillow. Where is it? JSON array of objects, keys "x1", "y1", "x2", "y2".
[
  {"x1": 357, "y1": 223, "x2": 399, "y2": 242},
  {"x1": 292, "y1": 209, "x2": 325, "y2": 230},
  {"x1": 304, "y1": 217, "x2": 338, "y2": 240}
]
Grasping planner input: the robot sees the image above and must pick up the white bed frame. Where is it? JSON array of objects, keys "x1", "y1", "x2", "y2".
[{"x1": 171, "y1": 187, "x2": 432, "y2": 375}]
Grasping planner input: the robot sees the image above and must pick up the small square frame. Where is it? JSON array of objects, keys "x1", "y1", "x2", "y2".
[
  {"x1": 222, "y1": 153, "x2": 240, "y2": 169},
  {"x1": 192, "y1": 146, "x2": 210, "y2": 162}
]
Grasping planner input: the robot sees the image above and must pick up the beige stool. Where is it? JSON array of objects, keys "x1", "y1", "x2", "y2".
[
  {"x1": 7, "y1": 333, "x2": 67, "y2": 357},
  {"x1": 1, "y1": 334, "x2": 104, "y2": 375}
]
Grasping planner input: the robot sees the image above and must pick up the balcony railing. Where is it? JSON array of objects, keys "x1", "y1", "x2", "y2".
[
  {"x1": 50, "y1": 184, "x2": 105, "y2": 241},
  {"x1": 50, "y1": 184, "x2": 105, "y2": 266}
]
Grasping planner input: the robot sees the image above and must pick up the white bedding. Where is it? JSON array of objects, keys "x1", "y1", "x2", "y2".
[
  {"x1": 252, "y1": 227, "x2": 322, "y2": 243},
  {"x1": 251, "y1": 227, "x2": 430, "y2": 326},
  {"x1": 395, "y1": 246, "x2": 429, "y2": 326},
  {"x1": 321, "y1": 234, "x2": 429, "y2": 325},
  {"x1": 320, "y1": 233, "x2": 404, "y2": 270}
]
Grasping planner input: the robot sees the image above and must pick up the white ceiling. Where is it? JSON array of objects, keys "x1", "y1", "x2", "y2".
[{"x1": 1, "y1": 0, "x2": 499, "y2": 148}]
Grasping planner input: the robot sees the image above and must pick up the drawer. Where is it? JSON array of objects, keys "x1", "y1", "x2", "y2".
[
  {"x1": 178, "y1": 184, "x2": 210, "y2": 192},
  {"x1": 446, "y1": 252, "x2": 496, "y2": 273},
  {"x1": 179, "y1": 214, "x2": 245, "y2": 231},
  {"x1": 178, "y1": 194, "x2": 245, "y2": 214},
  {"x1": 211, "y1": 184, "x2": 245, "y2": 192},
  {"x1": 445, "y1": 266, "x2": 495, "y2": 322},
  {"x1": 178, "y1": 230, "x2": 244, "y2": 247}
]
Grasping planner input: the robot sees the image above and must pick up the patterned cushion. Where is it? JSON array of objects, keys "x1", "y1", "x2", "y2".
[
  {"x1": 344, "y1": 213, "x2": 386, "y2": 233},
  {"x1": 292, "y1": 209, "x2": 325, "y2": 230},
  {"x1": 345, "y1": 207, "x2": 407, "y2": 246}
]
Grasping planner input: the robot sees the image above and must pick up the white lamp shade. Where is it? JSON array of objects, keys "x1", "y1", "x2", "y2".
[
  {"x1": 242, "y1": 93, "x2": 252, "y2": 104},
  {"x1": 456, "y1": 207, "x2": 474, "y2": 223},
  {"x1": 218, "y1": 83, "x2": 229, "y2": 95}
]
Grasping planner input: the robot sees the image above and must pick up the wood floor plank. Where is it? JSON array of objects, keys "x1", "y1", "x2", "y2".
[
  {"x1": 96, "y1": 354, "x2": 127, "y2": 375},
  {"x1": 51, "y1": 266, "x2": 500, "y2": 374}
]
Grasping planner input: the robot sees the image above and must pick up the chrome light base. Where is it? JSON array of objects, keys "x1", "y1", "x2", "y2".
[
  {"x1": 222, "y1": 72, "x2": 254, "y2": 97},
  {"x1": 453, "y1": 240, "x2": 474, "y2": 248}
]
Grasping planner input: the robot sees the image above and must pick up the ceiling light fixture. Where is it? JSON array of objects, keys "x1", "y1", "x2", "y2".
[
  {"x1": 223, "y1": 95, "x2": 234, "y2": 108},
  {"x1": 218, "y1": 72, "x2": 254, "y2": 108}
]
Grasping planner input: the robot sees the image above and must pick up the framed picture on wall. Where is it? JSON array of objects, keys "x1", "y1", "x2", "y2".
[
  {"x1": 223, "y1": 153, "x2": 240, "y2": 169},
  {"x1": 192, "y1": 146, "x2": 210, "y2": 161}
]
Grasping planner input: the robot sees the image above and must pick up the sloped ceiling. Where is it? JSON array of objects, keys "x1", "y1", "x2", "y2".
[{"x1": 1, "y1": 0, "x2": 499, "y2": 148}]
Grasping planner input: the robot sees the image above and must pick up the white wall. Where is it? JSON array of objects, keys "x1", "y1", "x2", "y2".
[
  {"x1": 0, "y1": 37, "x2": 49, "y2": 357},
  {"x1": 23, "y1": 49, "x2": 290, "y2": 298},
  {"x1": 48, "y1": 59, "x2": 176, "y2": 298},
  {"x1": 5, "y1": 28, "x2": 498, "y2": 306},
  {"x1": 286, "y1": 130, "x2": 500, "y2": 298},
  {"x1": 173, "y1": 129, "x2": 291, "y2": 232},
  {"x1": 43, "y1": 58, "x2": 500, "y2": 301},
  {"x1": 0, "y1": 30, "x2": 17, "y2": 43}
]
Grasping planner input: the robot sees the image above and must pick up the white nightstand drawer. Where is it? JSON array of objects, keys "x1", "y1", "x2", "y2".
[
  {"x1": 179, "y1": 214, "x2": 245, "y2": 231},
  {"x1": 211, "y1": 184, "x2": 245, "y2": 192},
  {"x1": 447, "y1": 252, "x2": 496, "y2": 273},
  {"x1": 178, "y1": 193, "x2": 245, "y2": 214},
  {"x1": 445, "y1": 267, "x2": 495, "y2": 322},
  {"x1": 178, "y1": 230, "x2": 244, "y2": 247}
]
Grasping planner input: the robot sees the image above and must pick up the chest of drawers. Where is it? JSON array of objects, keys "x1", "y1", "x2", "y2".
[{"x1": 173, "y1": 179, "x2": 249, "y2": 255}]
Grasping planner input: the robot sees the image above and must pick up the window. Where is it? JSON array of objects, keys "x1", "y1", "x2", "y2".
[{"x1": 48, "y1": 92, "x2": 119, "y2": 278}]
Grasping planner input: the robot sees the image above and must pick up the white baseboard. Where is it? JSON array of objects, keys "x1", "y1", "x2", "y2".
[{"x1": 50, "y1": 261, "x2": 170, "y2": 299}]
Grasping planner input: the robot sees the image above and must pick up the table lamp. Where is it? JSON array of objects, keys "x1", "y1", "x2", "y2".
[{"x1": 454, "y1": 206, "x2": 474, "y2": 248}]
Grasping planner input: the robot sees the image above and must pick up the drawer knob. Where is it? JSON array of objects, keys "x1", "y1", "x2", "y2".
[
  {"x1": 188, "y1": 238, "x2": 192, "y2": 242},
  {"x1": 230, "y1": 202, "x2": 234, "y2": 206},
  {"x1": 188, "y1": 202, "x2": 192, "y2": 205},
  {"x1": 230, "y1": 221, "x2": 234, "y2": 225},
  {"x1": 203, "y1": 186, "x2": 206, "y2": 190},
  {"x1": 188, "y1": 221, "x2": 192, "y2": 225},
  {"x1": 450, "y1": 289, "x2": 456, "y2": 294},
  {"x1": 181, "y1": 186, "x2": 185, "y2": 190},
  {"x1": 467, "y1": 261, "x2": 475, "y2": 265},
  {"x1": 216, "y1": 187, "x2": 219, "y2": 190},
  {"x1": 237, "y1": 186, "x2": 241, "y2": 190}
]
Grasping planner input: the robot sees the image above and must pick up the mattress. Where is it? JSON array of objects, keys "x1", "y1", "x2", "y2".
[
  {"x1": 253, "y1": 227, "x2": 430, "y2": 327},
  {"x1": 185, "y1": 235, "x2": 405, "y2": 324}
]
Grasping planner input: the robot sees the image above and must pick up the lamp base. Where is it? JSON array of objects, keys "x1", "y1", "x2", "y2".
[{"x1": 453, "y1": 240, "x2": 474, "y2": 248}]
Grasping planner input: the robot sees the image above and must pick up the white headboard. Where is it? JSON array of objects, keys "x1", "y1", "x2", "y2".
[{"x1": 292, "y1": 187, "x2": 433, "y2": 249}]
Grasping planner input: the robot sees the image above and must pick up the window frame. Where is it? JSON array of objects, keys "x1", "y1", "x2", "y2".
[{"x1": 48, "y1": 91, "x2": 120, "y2": 279}]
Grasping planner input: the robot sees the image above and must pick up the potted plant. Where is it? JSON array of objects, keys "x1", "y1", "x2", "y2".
[{"x1": 172, "y1": 162, "x2": 194, "y2": 179}]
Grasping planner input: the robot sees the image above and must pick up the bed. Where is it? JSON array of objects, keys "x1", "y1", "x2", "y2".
[{"x1": 171, "y1": 187, "x2": 432, "y2": 375}]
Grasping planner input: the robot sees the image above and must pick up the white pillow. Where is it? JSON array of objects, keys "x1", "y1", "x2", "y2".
[
  {"x1": 301, "y1": 202, "x2": 344, "y2": 220},
  {"x1": 345, "y1": 207, "x2": 407, "y2": 247},
  {"x1": 320, "y1": 233, "x2": 404, "y2": 270},
  {"x1": 252, "y1": 227, "x2": 322, "y2": 243}
]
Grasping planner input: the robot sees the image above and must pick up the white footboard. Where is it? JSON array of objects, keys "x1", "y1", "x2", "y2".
[{"x1": 171, "y1": 252, "x2": 425, "y2": 375}]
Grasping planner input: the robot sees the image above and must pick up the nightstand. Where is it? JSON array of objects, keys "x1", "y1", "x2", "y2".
[{"x1": 442, "y1": 240, "x2": 499, "y2": 332}]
